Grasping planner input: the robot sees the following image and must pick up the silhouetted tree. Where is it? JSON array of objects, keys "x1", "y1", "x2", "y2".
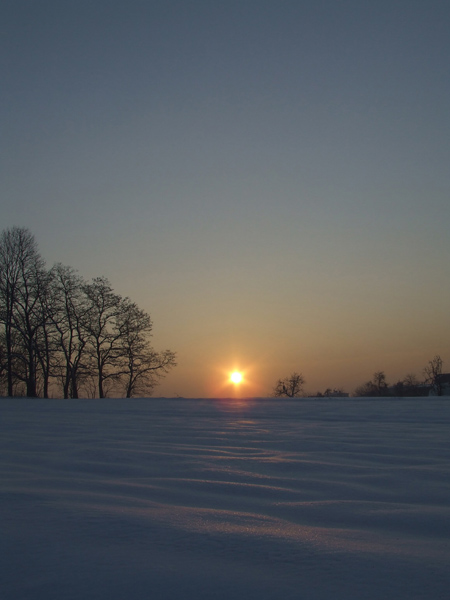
[
  {"x1": 404, "y1": 373, "x2": 420, "y2": 388},
  {"x1": 423, "y1": 355, "x2": 444, "y2": 395},
  {"x1": 0, "y1": 227, "x2": 177, "y2": 398},
  {"x1": 273, "y1": 372, "x2": 305, "y2": 398},
  {"x1": 82, "y1": 277, "x2": 126, "y2": 398},
  {"x1": 355, "y1": 371, "x2": 389, "y2": 397},
  {"x1": 392, "y1": 373, "x2": 428, "y2": 397},
  {"x1": 0, "y1": 335, "x2": 7, "y2": 394},
  {"x1": 0, "y1": 227, "x2": 47, "y2": 397},
  {"x1": 49, "y1": 264, "x2": 90, "y2": 399},
  {"x1": 354, "y1": 381, "x2": 377, "y2": 397},
  {"x1": 373, "y1": 371, "x2": 388, "y2": 396},
  {"x1": 33, "y1": 268, "x2": 56, "y2": 398},
  {"x1": 116, "y1": 301, "x2": 176, "y2": 398},
  {"x1": 0, "y1": 227, "x2": 25, "y2": 396}
]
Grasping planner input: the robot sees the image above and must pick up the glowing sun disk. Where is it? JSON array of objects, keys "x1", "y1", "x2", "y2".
[{"x1": 230, "y1": 371, "x2": 243, "y2": 384}]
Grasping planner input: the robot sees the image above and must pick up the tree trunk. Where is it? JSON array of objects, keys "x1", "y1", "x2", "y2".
[
  {"x1": 63, "y1": 366, "x2": 70, "y2": 399},
  {"x1": 98, "y1": 367, "x2": 104, "y2": 398},
  {"x1": 6, "y1": 325, "x2": 13, "y2": 397},
  {"x1": 71, "y1": 371, "x2": 79, "y2": 399}
]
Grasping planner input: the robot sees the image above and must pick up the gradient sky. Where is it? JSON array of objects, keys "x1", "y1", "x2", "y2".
[{"x1": 2, "y1": 0, "x2": 450, "y2": 397}]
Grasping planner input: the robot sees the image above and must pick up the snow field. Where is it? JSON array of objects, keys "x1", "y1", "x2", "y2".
[{"x1": 1, "y1": 398, "x2": 449, "y2": 599}]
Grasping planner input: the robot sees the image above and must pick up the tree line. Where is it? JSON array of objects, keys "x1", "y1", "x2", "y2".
[
  {"x1": 354, "y1": 355, "x2": 447, "y2": 397},
  {"x1": 0, "y1": 227, "x2": 176, "y2": 398},
  {"x1": 273, "y1": 355, "x2": 448, "y2": 398}
]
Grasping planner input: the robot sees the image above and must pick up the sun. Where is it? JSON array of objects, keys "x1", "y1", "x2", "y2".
[{"x1": 230, "y1": 371, "x2": 243, "y2": 384}]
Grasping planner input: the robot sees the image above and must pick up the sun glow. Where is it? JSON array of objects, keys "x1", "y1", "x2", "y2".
[
  {"x1": 230, "y1": 371, "x2": 243, "y2": 384},
  {"x1": 211, "y1": 363, "x2": 261, "y2": 398}
]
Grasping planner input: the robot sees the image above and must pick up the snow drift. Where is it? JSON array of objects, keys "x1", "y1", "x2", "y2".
[{"x1": 1, "y1": 398, "x2": 449, "y2": 599}]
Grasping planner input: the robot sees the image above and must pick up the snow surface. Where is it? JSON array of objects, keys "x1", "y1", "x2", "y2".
[{"x1": 1, "y1": 398, "x2": 449, "y2": 600}]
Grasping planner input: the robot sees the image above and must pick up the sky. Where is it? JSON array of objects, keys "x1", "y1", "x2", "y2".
[{"x1": 1, "y1": 0, "x2": 450, "y2": 397}]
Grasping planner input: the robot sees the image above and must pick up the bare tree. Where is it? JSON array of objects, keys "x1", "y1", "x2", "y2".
[
  {"x1": 372, "y1": 371, "x2": 388, "y2": 396},
  {"x1": 354, "y1": 381, "x2": 377, "y2": 397},
  {"x1": 355, "y1": 371, "x2": 388, "y2": 397},
  {"x1": 423, "y1": 355, "x2": 444, "y2": 396},
  {"x1": 404, "y1": 373, "x2": 420, "y2": 387},
  {"x1": 0, "y1": 335, "x2": 7, "y2": 394},
  {"x1": 49, "y1": 264, "x2": 90, "y2": 399},
  {"x1": 0, "y1": 227, "x2": 47, "y2": 397},
  {"x1": 393, "y1": 373, "x2": 427, "y2": 397},
  {"x1": 124, "y1": 347, "x2": 176, "y2": 398},
  {"x1": 33, "y1": 268, "x2": 56, "y2": 398},
  {"x1": 116, "y1": 301, "x2": 176, "y2": 398},
  {"x1": 82, "y1": 277, "x2": 127, "y2": 398},
  {"x1": 0, "y1": 227, "x2": 24, "y2": 396},
  {"x1": 273, "y1": 372, "x2": 305, "y2": 398},
  {"x1": 0, "y1": 227, "x2": 177, "y2": 398}
]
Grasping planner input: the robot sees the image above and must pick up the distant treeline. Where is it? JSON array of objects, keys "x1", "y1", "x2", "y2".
[
  {"x1": 274, "y1": 356, "x2": 448, "y2": 399},
  {"x1": 352, "y1": 358, "x2": 448, "y2": 397},
  {"x1": 0, "y1": 227, "x2": 176, "y2": 398}
]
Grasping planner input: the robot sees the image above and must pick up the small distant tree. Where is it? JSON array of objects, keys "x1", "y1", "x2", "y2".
[
  {"x1": 393, "y1": 373, "x2": 428, "y2": 397},
  {"x1": 354, "y1": 381, "x2": 377, "y2": 397},
  {"x1": 423, "y1": 355, "x2": 444, "y2": 396},
  {"x1": 273, "y1": 372, "x2": 305, "y2": 398},
  {"x1": 354, "y1": 371, "x2": 388, "y2": 397},
  {"x1": 373, "y1": 371, "x2": 388, "y2": 395},
  {"x1": 393, "y1": 373, "x2": 425, "y2": 397},
  {"x1": 404, "y1": 373, "x2": 420, "y2": 388}
]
